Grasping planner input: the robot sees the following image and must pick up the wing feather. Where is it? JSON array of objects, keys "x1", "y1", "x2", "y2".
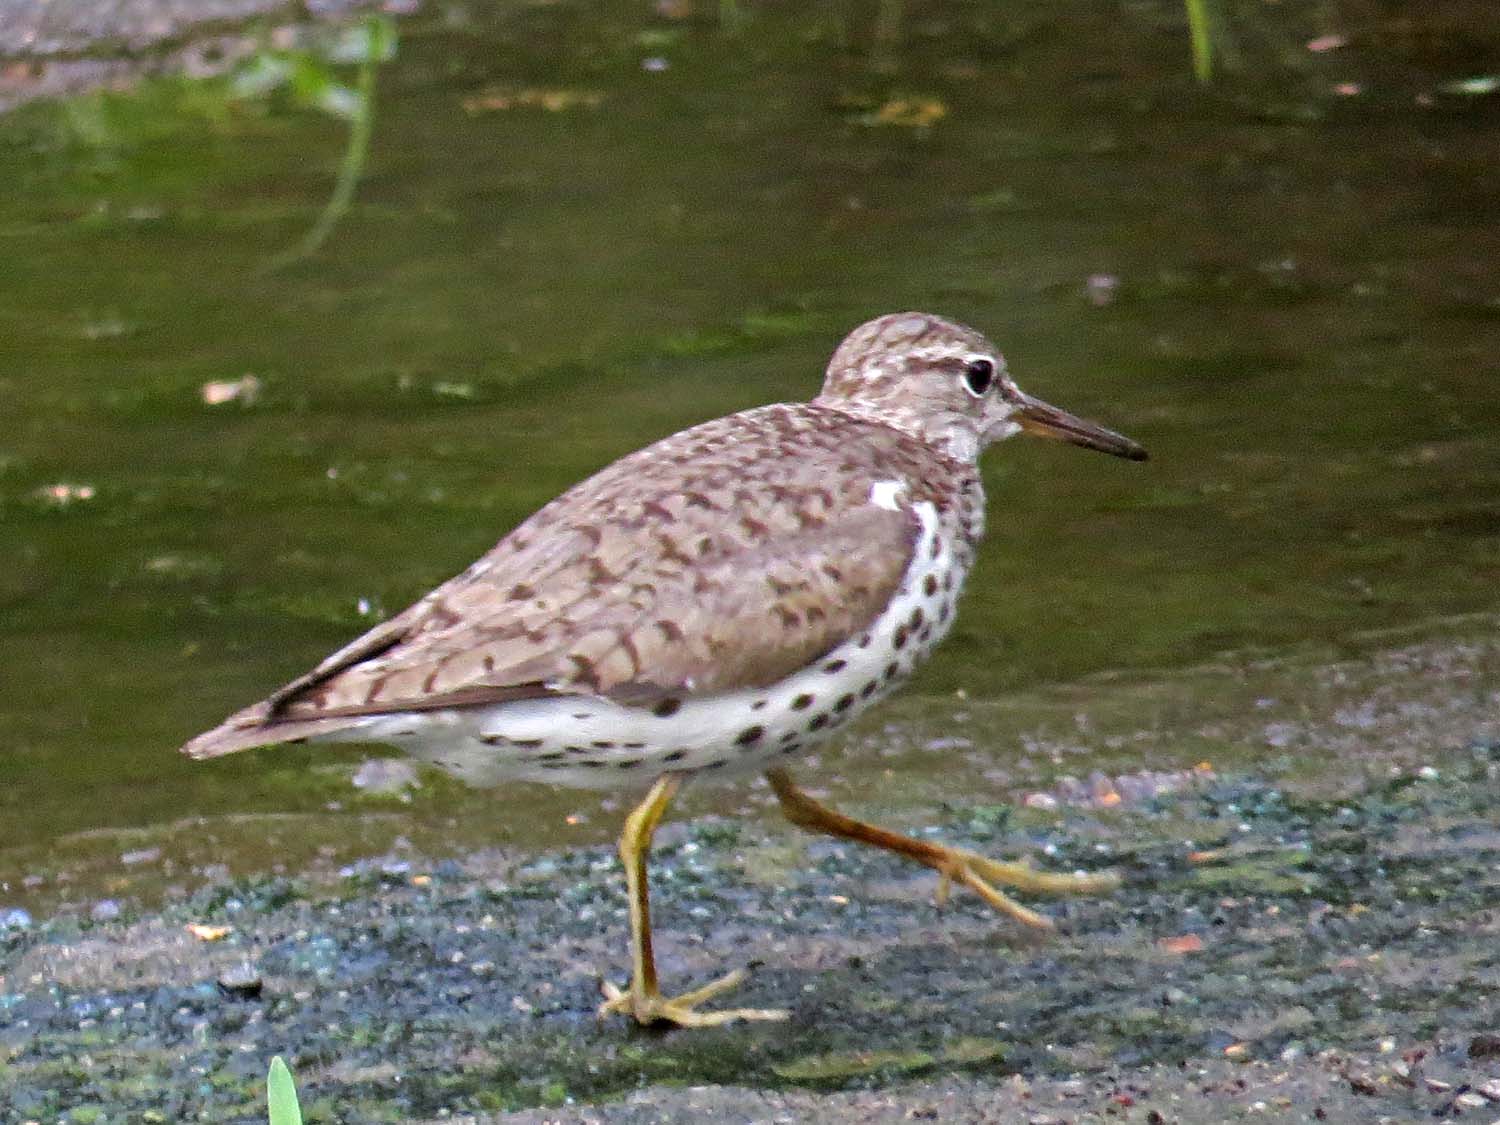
[{"x1": 180, "y1": 403, "x2": 965, "y2": 759}]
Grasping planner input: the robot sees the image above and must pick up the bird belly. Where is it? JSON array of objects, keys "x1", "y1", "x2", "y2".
[{"x1": 324, "y1": 501, "x2": 970, "y2": 790}]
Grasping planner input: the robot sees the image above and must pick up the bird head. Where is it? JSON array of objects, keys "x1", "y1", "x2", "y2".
[{"x1": 818, "y1": 312, "x2": 1148, "y2": 464}]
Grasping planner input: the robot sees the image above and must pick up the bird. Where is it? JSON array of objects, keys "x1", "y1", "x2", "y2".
[{"x1": 181, "y1": 311, "x2": 1148, "y2": 1028}]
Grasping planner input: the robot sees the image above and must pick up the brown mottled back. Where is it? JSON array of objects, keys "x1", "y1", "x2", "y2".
[
  {"x1": 182, "y1": 310, "x2": 1128, "y2": 760},
  {"x1": 183, "y1": 396, "x2": 981, "y2": 757}
]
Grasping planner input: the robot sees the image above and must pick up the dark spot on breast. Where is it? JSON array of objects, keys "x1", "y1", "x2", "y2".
[
  {"x1": 581, "y1": 760, "x2": 605, "y2": 768},
  {"x1": 781, "y1": 742, "x2": 802, "y2": 755},
  {"x1": 861, "y1": 681, "x2": 878, "y2": 699},
  {"x1": 942, "y1": 572, "x2": 954, "y2": 592},
  {"x1": 835, "y1": 694, "x2": 855, "y2": 712},
  {"x1": 791, "y1": 693, "x2": 814, "y2": 710},
  {"x1": 624, "y1": 741, "x2": 646, "y2": 750},
  {"x1": 616, "y1": 758, "x2": 643, "y2": 769},
  {"x1": 908, "y1": 608, "x2": 924, "y2": 630},
  {"x1": 822, "y1": 562, "x2": 843, "y2": 582},
  {"x1": 858, "y1": 634, "x2": 872, "y2": 648},
  {"x1": 752, "y1": 699, "x2": 768, "y2": 711},
  {"x1": 538, "y1": 751, "x2": 566, "y2": 762},
  {"x1": 653, "y1": 698, "x2": 682, "y2": 718},
  {"x1": 919, "y1": 625, "x2": 933, "y2": 643},
  {"x1": 510, "y1": 737, "x2": 544, "y2": 749},
  {"x1": 892, "y1": 626, "x2": 909, "y2": 650},
  {"x1": 931, "y1": 537, "x2": 944, "y2": 560},
  {"x1": 775, "y1": 607, "x2": 801, "y2": 629},
  {"x1": 938, "y1": 601, "x2": 951, "y2": 624},
  {"x1": 885, "y1": 662, "x2": 901, "y2": 680},
  {"x1": 808, "y1": 713, "x2": 829, "y2": 731},
  {"x1": 705, "y1": 759, "x2": 727, "y2": 770},
  {"x1": 592, "y1": 740, "x2": 616, "y2": 749},
  {"x1": 823, "y1": 659, "x2": 847, "y2": 674},
  {"x1": 781, "y1": 731, "x2": 799, "y2": 744},
  {"x1": 564, "y1": 745, "x2": 587, "y2": 754},
  {"x1": 923, "y1": 574, "x2": 939, "y2": 597},
  {"x1": 663, "y1": 749, "x2": 687, "y2": 763},
  {"x1": 508, "y1": 582, "x2": 534, "y2": 601}
]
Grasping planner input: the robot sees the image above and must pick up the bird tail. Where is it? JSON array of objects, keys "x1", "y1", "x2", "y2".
[{"x1": 178, "y1": 702, "x2": 361, "y2": 760}]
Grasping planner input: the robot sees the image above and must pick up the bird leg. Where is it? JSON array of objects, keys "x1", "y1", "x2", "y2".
[
  {"x1": 766, "y1": 767, "x2": 1118, "y2": 930},
  {"x1": 598, "y1": 772, "x2": 789, "y2": 1027}
]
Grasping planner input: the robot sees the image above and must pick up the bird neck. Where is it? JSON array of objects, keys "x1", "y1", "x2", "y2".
[{"x1": 812, "y1": 398, "x2": 983, "y2": 466}]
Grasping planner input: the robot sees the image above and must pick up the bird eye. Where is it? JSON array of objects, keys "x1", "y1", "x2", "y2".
[{"x1": 962, "y1": 358, "x2": 994, "y2": 397}]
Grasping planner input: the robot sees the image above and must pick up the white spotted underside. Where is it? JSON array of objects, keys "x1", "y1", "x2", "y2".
[{"x1": 321, "y1": 500, "x2": 971, "y2": 789}]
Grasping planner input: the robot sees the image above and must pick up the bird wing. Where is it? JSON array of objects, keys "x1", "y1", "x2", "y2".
[{"x1": 181, "y1": 405, "x2": 960, "y2": 758}]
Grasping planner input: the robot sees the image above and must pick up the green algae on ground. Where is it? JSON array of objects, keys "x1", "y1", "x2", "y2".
[{"x1": 772, "y1": 1048, "x2": 939, "y2": 1083}]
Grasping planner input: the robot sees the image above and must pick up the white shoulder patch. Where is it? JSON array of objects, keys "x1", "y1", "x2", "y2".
[{"x1": 869, "y1": 478, "x2": 908, "y2": 511}]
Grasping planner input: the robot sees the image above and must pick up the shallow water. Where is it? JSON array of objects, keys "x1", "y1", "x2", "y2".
[{"x1": 1, "y1": 0, "x2": 1498, "y2": 910}]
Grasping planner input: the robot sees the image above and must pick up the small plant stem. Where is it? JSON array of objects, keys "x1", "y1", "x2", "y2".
[{"x1": 1185, "y1": 0, "x2": 1214, "y2": 83}]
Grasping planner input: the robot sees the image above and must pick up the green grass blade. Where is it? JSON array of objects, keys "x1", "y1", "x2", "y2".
[
  {"x1": 267, "y1": 1056, "x2": 304, "y2": 1125},
  {"x1": 1185, "y1": 0, "x2": 1213, "y2": 83}
]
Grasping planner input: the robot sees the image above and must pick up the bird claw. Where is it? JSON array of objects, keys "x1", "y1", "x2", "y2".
[
  {"x1": 597, "y1": 968, "x2": 789, "y2": 1028},
  {"x1": 930, "y1": 848, "x2": 1121, "y2": 930}
]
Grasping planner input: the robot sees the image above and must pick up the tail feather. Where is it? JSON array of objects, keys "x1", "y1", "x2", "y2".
[{"x1": 178, "y1": 702, "x2": 362, "y2": 760}]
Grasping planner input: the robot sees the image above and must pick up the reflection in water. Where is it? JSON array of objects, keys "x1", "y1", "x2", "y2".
[{"x1": 0, "y1": 0, "x2": 1498, "y2": 907}]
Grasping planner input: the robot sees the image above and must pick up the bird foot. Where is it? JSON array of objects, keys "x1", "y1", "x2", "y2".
[
  {"x1": 598, "y1": 968, "x2": 789, "y2": 1028},
  {"x1": 933, "y1": 848, "x2": 1121, "y2": 929}
]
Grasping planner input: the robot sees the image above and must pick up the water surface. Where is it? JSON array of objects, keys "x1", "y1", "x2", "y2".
[{"x1": 2, "y1": 0, "x2": 1498, "y2": 909}]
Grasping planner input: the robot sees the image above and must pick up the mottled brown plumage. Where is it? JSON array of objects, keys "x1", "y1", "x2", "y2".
[
  {"x1": 183, "y1": 313, "x2": 1028, "y2": 761},
  {"x1": 180, "y1": 311, "x2": 1147, "y2": 1028},
  {"x1": 183, "y1": 403, "x2": 983, "y2": 758}
]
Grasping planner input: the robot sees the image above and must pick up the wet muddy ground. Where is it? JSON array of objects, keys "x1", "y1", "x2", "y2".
[{"x1": 4, "y1": 629, "x2": 1499, "y2": 1122}]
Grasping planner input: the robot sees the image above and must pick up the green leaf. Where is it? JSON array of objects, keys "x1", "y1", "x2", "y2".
[
  {"x1": 328, "y1": 16, "x2": 399, "y2": 64},
  {"x1": 267, "y1": 1057, "x2": 304, "y2": 1125},
  {"x1": 315, "y1": 83, "x2": 365, "y2": 120},
  {"x1": 286, "y1": 53, "x2": 340, "y2": 108},
  {"x1": 231, "y1": 54, "x2": 294, "y2": 99}
]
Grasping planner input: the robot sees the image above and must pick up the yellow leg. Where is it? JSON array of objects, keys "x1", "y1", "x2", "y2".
[
  {"x1": 598, "y1": 773, "x2": 789, "y2": 1028},
  {"x1": 766, "y1": 767, "x2": 1118, "y2": 930}
]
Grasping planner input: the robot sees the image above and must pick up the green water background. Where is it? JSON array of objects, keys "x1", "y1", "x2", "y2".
[{"x1": 1, "y1": 0, "x2": 1497, "y2": 903}]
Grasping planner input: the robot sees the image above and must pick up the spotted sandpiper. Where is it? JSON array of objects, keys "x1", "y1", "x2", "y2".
[{"x1": 182, "y1": 312, "x2": 1147, "y2": 1028}]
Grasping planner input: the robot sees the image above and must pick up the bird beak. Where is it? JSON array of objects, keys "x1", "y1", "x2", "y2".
[{"x1": 1013, "y1": 393, "x2": 1149, "y2": 461}]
